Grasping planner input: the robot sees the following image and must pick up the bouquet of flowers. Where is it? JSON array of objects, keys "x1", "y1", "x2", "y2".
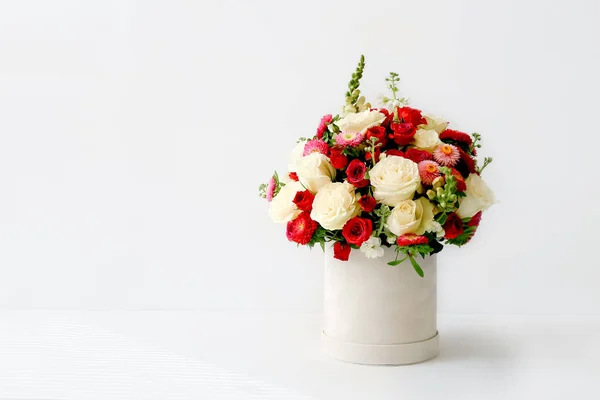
[{"x1": 258, "y1": 56, "x2": 495, "y2": 276}]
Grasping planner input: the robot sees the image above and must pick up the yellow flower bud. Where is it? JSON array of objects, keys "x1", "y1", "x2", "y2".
[
  {"x1": 416, "y1": 183, "x2": 424, "y2": 194},
  {"x1": 436, "y1": 187, "x2": 444, "y2": 197},
  {"x1": 426, "y1": 189, "x2": 436, "y2": 200},
  {"x1": 432, "y1": 176, "x2": 445, "y2": 189}
]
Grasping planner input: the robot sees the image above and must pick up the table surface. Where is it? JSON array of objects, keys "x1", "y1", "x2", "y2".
[{"x1": 0, "y1": 311, "x2": 598, "y2": 400}]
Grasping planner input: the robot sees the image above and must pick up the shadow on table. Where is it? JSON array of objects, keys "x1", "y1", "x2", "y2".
[{"x1": 435, "y1": 330, "x2": 517, "y2": 364}]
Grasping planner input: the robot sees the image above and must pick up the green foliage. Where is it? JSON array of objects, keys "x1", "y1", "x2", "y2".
[
  {"x1": 409, "y1": 256, "x2": 424, "y2": 277},
  {"x1": 472, "y1": 133, "x2": 482, "y2": 150},
  {"x1": 374, "y1": 205, "x2": 392, "y2": 236},
  {"x1": 477, "y1": 157, "x2": 493, "y2": 174},
  {"x1": 345, "y1": 55, "x2": 365, "y2": 106},
  {"x1": 388, "y1": 243, "x2": 434, "y2": 277},
  {"x1": 307, "y1": 226, "x2": 340, "y2": 252},
  {"x1": 257, "y1": 171, "x2": 285, "y2": 199},
  {"x1": 446, "y1": 226, "x2": 477, "y2": 246},
  {"x1": 432, "y1": 167, "x2": 460, "y2": 213}
]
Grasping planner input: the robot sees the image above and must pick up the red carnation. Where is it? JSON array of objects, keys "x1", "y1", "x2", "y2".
[
  {"x1": 443, "y1": 213, "x2": 464, "y2": 239},
  {"x1": 316, "y1": 114, "x2": 333, "y2": 139},
  {"x1": 389, "y1": 122, "x2": 416, "y2": 145},
  {"x1": 405, "y1": 148, "x2": 433, "y2": 163},
  {"x1": 289, "y1": 172, "x2": 299, "y2": 181},
  {"x1": 329, "y1": 147, "x2": 348, "y2": 169},
  {"x1": 342, "y1": 217, "x2": 373, "y2": 246},
  {"x1": 293, "y1": 190, "x2": 315, "y2": 212},
  {"x1": 468, "y1": 211, "x2": 483, "y2": 227},
  {"x1": 358, "y1": 195, "x2": 377, "y2": 212},
  {"x1": 346, "y1": 159, "x2": 369, "y2": 188},
  {"x1": 439, "y1": 129, "x2": 473, "y2": 147},
  {"x1": 286, "y1": 212, "x2": 318, "y2": 245},
  {"x1": 333, "y1": 242, "x2": 351, "y2": 261},
  {"x1": 451, "y1": 168, "x2": 467, "y2": 192},
  {"x1": 396, "y1": 234, "x2": 429, "y2": 247},
  {"x1": 397, "y1": 106, "x2": 426, "y2": 126},
  {"x1": 366, "y1": 125, "x2": 388, "y2": 147},
  {"x1": 457, "y1": 147, "x2": 477, "y2": 176},
  {"x1": 385, "y1": 149, "x2": 405, "y2": 157}
]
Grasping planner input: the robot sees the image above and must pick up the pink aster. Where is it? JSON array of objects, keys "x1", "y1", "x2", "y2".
[
  {"x1": 433, "y1": 143, "x2": 460, "y2": 167},
  {"x1": 266, "y1": 177, "x2": 276, "y2": 202},
  {"x1": 335, "y1": 131, "x2": 365, "y2": 147},
  {"x1": 303, "y1": 139, "x2": 329, "y2": 156},
  {"x1": 418, "y1": 160, "x2": 441, "y2": 185}
]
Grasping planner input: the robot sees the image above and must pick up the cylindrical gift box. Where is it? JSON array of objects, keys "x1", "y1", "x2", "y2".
[{"x1": 322, "y1": 247, "x2": 438, "y2": 365}]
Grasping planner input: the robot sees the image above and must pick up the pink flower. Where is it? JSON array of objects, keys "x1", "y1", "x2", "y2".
[
  {"x1": 433, "y1": 144, "x2": 460, "y2": 167},
  {"x1": 335, "y1": 131, "x2": 365, "y2": 147},
  {"x1": 266, "y1": 177, "x2": 276, "y2": 202},
  {"x1": 316, "y1": 114, "x2": 333, "y2": 139},
  {"x1": 418, "y1": 160, "x2": 441, "y2": 185},
  {"x1": 303, "y1": 139, "x2": 329, "y2": 156}
]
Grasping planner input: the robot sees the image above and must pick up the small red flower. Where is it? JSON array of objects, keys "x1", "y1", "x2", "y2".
[
  {"x1": 289, "y1": 172, "x2": 299, "y2": 181},
  {"x1": 329, "y1": 147, "x2": 348, "y2": 169},
  {"x1": 396, "y1": 234, "x2": 429, "y2": 246},
  {"x1": 342, "y1": 217, "x2": 373, "y2": 246},
  {"x1": 333, "y1": 242, "x2": 351, "y2": 261},
  {"x1": 451, "y1": 168, "x2": 467, "y2": 192},
  {"x1": 316, "y1": 114, "x2": 333, "y2": 139},
  {"x1": 397, "y1": 106, "x2": 426, "y2": 126},
  {"x1": 389, "y1": 122, "x2": 416, "y2": 145},
  {"x1": 385, "y1": 149, "x2": 405, "y2": 157},
  {"x1": 346, "y1": 159, "x2": 369, "y2": 188},
  {"x1": 366, "y1": 125, "x2": 388, "y2": 147},
  {"x1": 405, "y1": 148, "x2": 433, "y2": 163},
  {"x1": 443, "y1": 213, "x2": 464, "y2": 239},
  {"x1": 286, "y1": 212, "x2": 318, "y2": 245},
  {"x1": 292, "y1": 190, "x2": 315, "y2": 212},
  {"x1": 439, "y1": 129, "x2": 473, "y2": 147},
  {"x1": 457, "y1": 147, "x2": 477, "y2": 176},
  {"x1": 468, "y1": 211, "x2": 483, "y2": 227},
  {"x1": 358, "y1": 195, "x2": 377, "y2": 213}
]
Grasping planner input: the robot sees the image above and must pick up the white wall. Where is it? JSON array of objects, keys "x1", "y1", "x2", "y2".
[{"x1": 0, "y1": 0, "x2": 598, "y2": 314}]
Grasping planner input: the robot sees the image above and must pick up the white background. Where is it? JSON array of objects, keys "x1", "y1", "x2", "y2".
[{"x1": 1, "y1": 0, "x2": 599, "y2": 316}]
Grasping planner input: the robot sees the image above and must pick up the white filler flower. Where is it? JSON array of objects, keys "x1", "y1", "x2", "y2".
[{"x1": 360, "y1": 237, "x2": 385, "y2": 259}]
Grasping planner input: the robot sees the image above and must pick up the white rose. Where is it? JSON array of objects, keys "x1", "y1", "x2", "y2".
[
  {"x1": 268, "y1": 181, "x2": 304, "y2": 223},
  {"x1": 413, "y1": 128, "x2": 442, "y2": 151},
  {"x1": 288, "y1": 140, "x2": 307, "y2": 171},
  {"x1": 424, "y1": 114, "x2": 449, "y2": 133},
  {"x1": 457, "y1": 174, "x2": 495, "y2": 218},
  {"x1": 295, "y1": 153, "x2": 336, "y2": 193},
  {"x1": 336, "y1": 110, "x2": 386, "y2": 134},
  {"x1": 369, "y1": 156, "x2": 420, "y2": 206},
  {"x1": 386, "y1": 197, "x2": 435, "y2": 236},
  {"x1": 311, "y1": 182, "x2": 361, "y2": 230}
]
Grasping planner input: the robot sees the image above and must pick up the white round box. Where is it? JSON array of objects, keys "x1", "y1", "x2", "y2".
[{"x1": 322, "y1": 247, "x2": 438, "y2": 365}]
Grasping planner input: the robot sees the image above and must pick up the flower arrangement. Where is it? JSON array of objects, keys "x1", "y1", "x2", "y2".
[{"x1": 258, "y1": 56, "x2": 495, "y2": 276}]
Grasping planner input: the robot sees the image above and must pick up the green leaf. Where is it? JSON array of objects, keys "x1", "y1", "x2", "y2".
[
  {"x1": 387, "y1": 256, "x2": 408, "y2": 266},
  {"x1": 409, "y1": 256, "x2": 425, "y2": 278}
]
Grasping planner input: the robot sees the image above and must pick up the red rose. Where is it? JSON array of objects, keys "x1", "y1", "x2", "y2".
[
  {"x1": 342, "y1": 217, "x2": 373, "y2": 246},
  {"x1": 329, "y1": 147, "x2": 348, "y2": 169},
  {"x1": 468, "y1": 211, "x2": 483, "y2": 227},
  {"x1": 439, "y1": 129, "x2": 473, "y2": 147},
  {"x1": 289, "y1": 172, "x2": 299, "y2": 181},
  {"x1": 365, "y1": 147, "x2": 381, "y2": 162},
  {"x1": 366, "y1": 125, "x2": 388, "y2": 147},
  {"x1": 333, "y1": 242, "x2": 351, "y2": 261},
  {"x1": 405, "y1": 148, "x2": 433, "y2": 163},
  {"x1": 456, "y1": 147, "x2": 477, "y2": 177},
  {"x1": 358, "y1": 195, "x2": 377, "y2": 213},
  {"x1": 397, "y1": 106, "x2": 426, "y2": 126},
  {"x1": 450, "y1": 168, "x2": 467, "y2": 192},
  {"x1": 389, "y1": 122, "x2": 416, "y2": 145},
  {"x1": 346, "y1": 159, "x2": 369, "y2": 188},
  {"x1": 286, "y1": 212, "x2": 318, "y2": 245},
  {"x1": 443, "y1": 213, "x2": 464, "y2": 239},
  {"x1": 397, "y1": 234, "x2": 429, "y2": 247},
  {"x1": 292, "y1": 190, "x2": 315, "y2": 212},
  {"x1": 316, "y1": 114, "x2": 333, "y2": 139},
  {"x1": 385, "y1": 149, "x2": 405, "y2": 157}
]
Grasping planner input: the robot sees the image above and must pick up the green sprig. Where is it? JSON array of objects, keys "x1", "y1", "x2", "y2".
[
  {"x1": 345, "y1": 55, "x2": 365, "y2": 106},
  {"x1": 477, "y1": 157, "x2": 493, "y2": 174}
]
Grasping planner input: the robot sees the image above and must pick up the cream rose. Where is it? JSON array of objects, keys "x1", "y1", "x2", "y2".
[
  {"x1": 413, "y1": 128, "x2": 442, "y2": 151},
  {"x1": 310, "y1": 182, "x2": 361, "y2": 230},
  {"x1": 456, "y1": 174, "x2": 495, "y2": 218},
  {"x1": 336, "y1": 110, "x2": 386, "y2": 134},
  {"x1": 288, "y1": 140, "x2": 307, "y2": 171},
  {"x1": 268, "y1": 181, "x2": 304, "y2": 223},
  {"x1": 295, "y1": 153, "x2": 336, "y2": 193},
  {"x1": 424, "y1": 114, "x2": 449, "y2": 133},
  {"x1": 369, "y1": 156, "x2": 420, "y2": 206},
  {"x1": 386, "y1": 197, "x2": 435, "y2": 236}
]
